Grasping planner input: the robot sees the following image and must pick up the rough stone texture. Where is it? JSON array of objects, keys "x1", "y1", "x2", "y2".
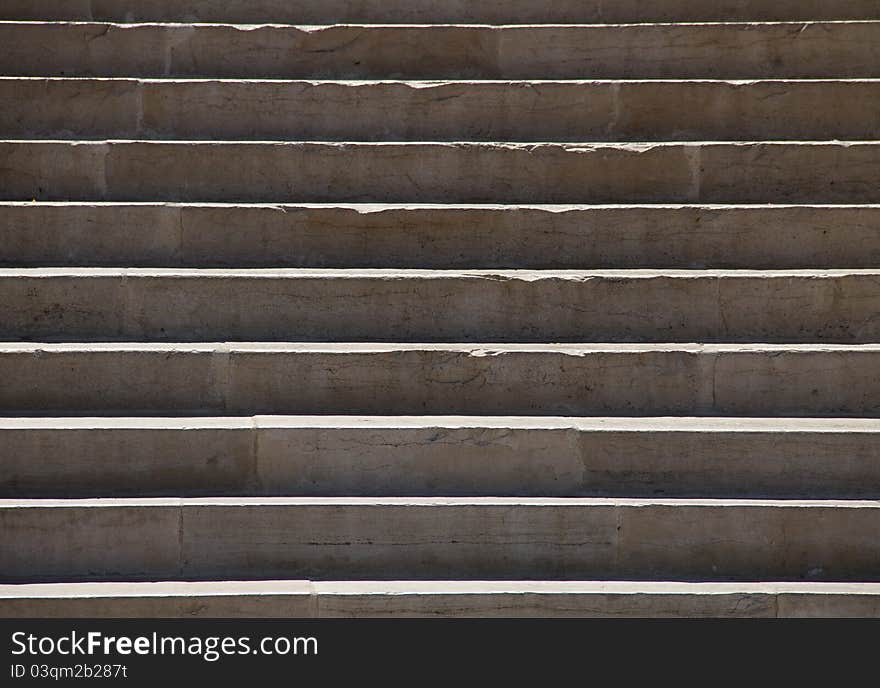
[
  {"x1": 5, "y1": 78, "x2": 880, "y2": 142},
  {"x1": 3, "y1": 0, "x2": 879, "y2": 22},
  {"x1": 2, "y1": 343, "x2": 880, "y2": 416},
  {"x1": 4, "y1": 203, "x2": 880, "y2": 270},
  {"x1": 3, "y1": 417, "x2": 880, "y2": 499},
  {"x1": 4, "y1": 268, "x2": 880, "y2": 343},
  {"x1": 3, "y1": 23, "x2": 880, "y2": 79},
  {"x1": 2, "y1": 498, "x2": 880, "y2": 582},
  {"x1": 3, "y1": 141, "x2": 880, "y2": 203}
]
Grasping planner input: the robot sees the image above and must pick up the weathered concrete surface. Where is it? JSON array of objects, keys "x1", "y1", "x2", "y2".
[
  {"x1": 6, "y1": 78, "x2": 880, "y2": 142},
  {"x1": 2, "y1": 343, "x2": 880, "y2": 416},
  {"x1": 4, "y1": 203, "x2": 880, "y2": 269},
  {"x1": 4, "y1": 1, "x2": 879, "y2": 23},
  {"x1": 0, "y1": 499, "x2": 180, "y2": 581},
  {"x1": 2, "y1": 498, "x2": 880, "y2": 581},
  {"x1": 0, "y1": 581, "x2": 316, "y2": 618},
  {"x1": 2, "y1": 6, "x2": 880, "y2": 619},
  {"x1": 2, "y1": 581, "x2": 880, "y2": 618},
  {"x1": 3, "y1": 417, "x2": 880, "y2": 499},
  {"x1": 317, "y1": 582, "x2": 880, "y2": 618},
  {"x1": 3, "y1": 141, "x2": 880, "y2": 203},
  {"x1": 0, "y1": 418, "x2": 257, "y2": 498},
  {"x1": 3, "y1": 22, "x2": 880, "y2": 79},
  {"x1": 4, "y1": 268, "x2": 880, "y2": 343}
]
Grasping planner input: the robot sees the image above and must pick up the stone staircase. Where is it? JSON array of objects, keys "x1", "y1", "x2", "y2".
[{"x1": 1, "y1": 2, "x2": 880, "y2": 617}]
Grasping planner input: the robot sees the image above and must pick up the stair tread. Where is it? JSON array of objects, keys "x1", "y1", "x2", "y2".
[
  {"x1": 7, "y1": 19, "x2": 880, "y2": 26},
  {"x1": 6, "y1": 201, "x2": 879, "y2": 207},
  {"x1": 4, "y1": 580, "x2": 880, "y2": 597},
  {"x1": 8, "y1": 76, "x2": 880, "y2": 82},
  {"x1": 7, "y1": 267, "x2": 880, "y2": 276},
  {"x1": 4, "y1": 487, "x2": 879, "y2": 508},
  {"x1": 4, "y1": 497, "x2": 879, "y2": 506},
  {"x1": 5, "y1": 415, "x2": 880, "y2": 431},
  {"x1": 5, "y1": 342, "x2": 880, "y2": 351}
]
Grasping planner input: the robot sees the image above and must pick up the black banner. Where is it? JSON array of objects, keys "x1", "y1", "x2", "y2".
[{"x1": 1, "y1": 619, "x2": 874, "y2": 684}]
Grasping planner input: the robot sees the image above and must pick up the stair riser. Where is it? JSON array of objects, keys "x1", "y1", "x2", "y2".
[
  {"x1": 5, "y1": 204, "x2": 880, "y2": 269},
  {"x1": 2, "y1": 346, "x2": 880, "y2": 416},
  {"x1": 4, "y1": 0, "x2": 879, "y2": 23},
  {"x1": 4, "y1": 272, "x2": 880, "y2": 343},
  {"x1": 295, "y1": 591, "x2": 880, "y2": 619},
  {"x1": 5, "y1": 142, "x2": 880, "y2": 203},
  {"x1": 6, "y1": 79, "x2": 880, "y2": 141},
  {"x1": 2, "y1": 501, "x2": 878, "y2": 581},
  {"x1": 4, "y1": 423, "x2": 880, "y2": 498},
  {"x1": 4, "y1": 23, "x2": 879, "y2": 79},
  {"x1": 3, "y1": 590, "x2": 878, "y2": 618}
]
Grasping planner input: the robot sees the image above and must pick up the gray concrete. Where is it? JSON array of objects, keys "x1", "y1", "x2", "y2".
[
  {"x1": 3, "y1": 6, "x2": 880, "y2": 618},
  {"x1": 6, "y1": 78, "x2": 880, "y2": 141},
  {"x1": 2, "y1": 498, "x2": 880, "y2": 581},
  {"x1": 4, "y1": 141, "x2": 880, "y2": 203},
  {"x1": 3, "y1": 1, "x2": 879, "y2": 23},
  {"x1": 2, "y1": 343, "x2": 880, "y2": 416},
  {"x1": 3, "y1": 22, "x2": 880, "y2": 79},
  {"x1": 2, "y1": 581, "x2": 880, "y2": 618},
  {"x1": 4, "y1": 268, "x2": 880, "y2": 343},
  {"x1": 2, "y1": 416, "x2": 880, "y2": 498},
  {"x1": 0, "y1": 498, "x2": 181, "y2": 581},
  {"x1": 4, "y1": 203, "x2": 880, "y2": 269}
]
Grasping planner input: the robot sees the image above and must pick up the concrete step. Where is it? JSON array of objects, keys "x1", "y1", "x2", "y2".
[
  {"x1": 3, "y1": 416, "x2": 880, "y2": 499},
  {"x1": 5, "y1": 268, "x2": 880, "y2": 343},
  {"x1": 4, "y1": 1, "x2": 878, "y2": 23},
  {"x1": 5, "y1": 141, "x2": 880, "y2": 203},
  {"x1": 2, "y1": 581, "x2": 879, "y2": 618},
  {"x1": 5, "y1": 203, "x2": 880, "y2": 270},
  {"x1": 3, "y1": 22, "x2": 880, "y2": 79},
  {"x1": 2, "y1": 343, "x2": 880, "y2": 416},
  {"x1": 2, "y1": 497, "x2": 879, "y2": 581},
  {"x1": 6, "y1": 78, "x2": 880, "y2": 142}
]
